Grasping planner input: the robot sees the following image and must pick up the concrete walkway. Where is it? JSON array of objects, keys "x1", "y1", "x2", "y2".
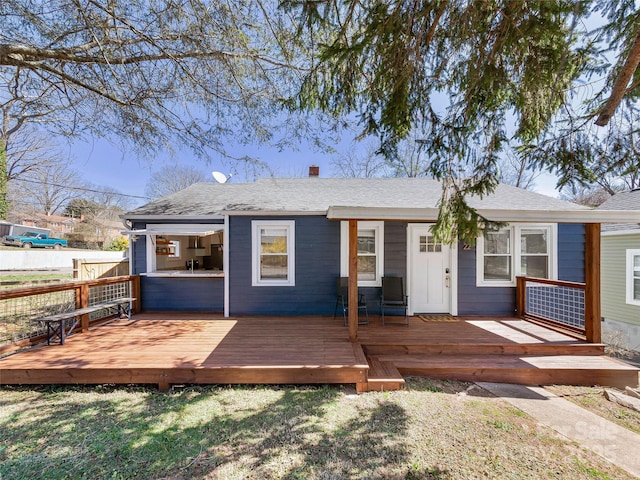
[{"x1": 478, "y1": 382, "x2": 640, "y2": 478}]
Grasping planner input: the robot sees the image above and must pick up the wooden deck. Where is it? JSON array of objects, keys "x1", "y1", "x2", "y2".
[{"x1": 1, "y1": 313, "x2": 638, "y2": 391}]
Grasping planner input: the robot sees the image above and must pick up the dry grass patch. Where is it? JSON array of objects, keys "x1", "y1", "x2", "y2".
[
  {"x1": 545, "y1": 385, "x2": 640, "y2": 435},
  {"x1": 0, "y1": 379, "x2": 634, "y2": 479}
]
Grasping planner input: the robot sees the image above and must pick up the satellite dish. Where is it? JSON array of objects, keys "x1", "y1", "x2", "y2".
[{"x1": 212, "y1": 171, "x2": 229, "y2": 184}]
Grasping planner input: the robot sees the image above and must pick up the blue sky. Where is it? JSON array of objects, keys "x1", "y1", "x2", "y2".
[
  {"x1": 69, "y1": 134, "x2": 561, "y2": 210},
  {"x1": 69, "y1": 136, "x2": 342, "y2": 207}
]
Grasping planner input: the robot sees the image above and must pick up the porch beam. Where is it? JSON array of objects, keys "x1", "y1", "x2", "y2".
[
  {"x1": 348, "y1": 219, "x2": 358, "y2": 342},
  {"x1": 584, "y1": 223, "x2": 602, "y2": 343}
]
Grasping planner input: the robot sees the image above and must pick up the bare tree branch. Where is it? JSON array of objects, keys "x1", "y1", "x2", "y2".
[{"x1": 145, "y1": 165, "x2": 209, "y2": 199}]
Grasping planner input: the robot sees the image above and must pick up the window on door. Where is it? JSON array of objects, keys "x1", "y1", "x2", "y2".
[{"x1": 419, "y1": 235, "x2": 442, "y2": 253}]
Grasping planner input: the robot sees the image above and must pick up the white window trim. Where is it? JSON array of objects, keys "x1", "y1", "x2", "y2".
[
  {"x1": 251, "y1": 220, "x2": 295, "y2": 287},
  {"x1": 136, "y1": 224, "x2": 223, "y2": 274},
  {"x1": 340, "y1": 221, "x2": 384, "y2": 287},
  {"x1": 476, "y1": 223, "x2": 558, "y2": 287},
  {"x1": 626, "y1": 249, "x2": 640, "y2": 306}
]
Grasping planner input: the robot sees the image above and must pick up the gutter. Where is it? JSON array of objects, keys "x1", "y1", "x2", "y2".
[{"x1": 326, "y1": 206, "x2": 640, "y2": 224}]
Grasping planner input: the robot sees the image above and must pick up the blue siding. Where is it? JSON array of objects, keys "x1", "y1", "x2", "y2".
[
  {"x1": 360, "y1": 222, "x2": 407, "y2": 314},
  {"x1": 131, "y1": 217, "x2": 586, "y2": 316},
  {"x1": 558, "y1": 224, "x2": 585, "y2": 283},
  {"x1": 228, "y1": 218, "x2": 407, "y2": 315},
  {"x1": 457, "y1": 243, "x2": 516, "y2": 316},
  {"x1": 132, "y1": 237, "x2": 147, "y2": 274},
  {"x1": 131, "y1": 221, "x2": 147, "y2": 274},
  {"x1": 384, "y1": 222, "x2": 407, "y2": 276},
  {"x1": 141, "y1": 277, "x2": 224, "y2": 311},
  {"x1": 229, "y1": 216, "x2": 341, "y2": 315},
  {"x1": 131, "y1": 219, "x2": 224, "y2": 310},
  {"x1": 457, "y1": 224, "x2": 587, "y2": 315}
]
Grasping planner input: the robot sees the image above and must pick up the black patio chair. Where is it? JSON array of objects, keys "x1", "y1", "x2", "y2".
[
  {"x1": 380, "y1": 277, "x2": 409, "y2": 326},
  {"x1": 334, "y1": 277, "x2": 369, "y2": 326}
]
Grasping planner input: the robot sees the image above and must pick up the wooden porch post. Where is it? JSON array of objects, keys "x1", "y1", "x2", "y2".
[
  {"x1": 348, "y1": 219, "x2": 358, "y2": 342},
  {"x1": 78, "y1": 283, "x2": 90, "y2": 332},
  {"x1": 585, "y1": 223, "x2": 602, "y2": 343},
  {"x1": 131, "y1": 275, "x2": 141, "y2": 314},
  {"x1": 515, "y1": 276, "x2": 526, "y2": 318}
]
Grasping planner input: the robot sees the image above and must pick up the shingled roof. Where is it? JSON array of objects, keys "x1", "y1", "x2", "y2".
[
  {"x1": 125, "y1": 178, "x2": 588, "y2": 217},
  {"x1": 599, "y1": 189, "x2": 640, "y2": 232},
  {"x1": 123, "y1": 177, "x2": 640, "y2": 224}
]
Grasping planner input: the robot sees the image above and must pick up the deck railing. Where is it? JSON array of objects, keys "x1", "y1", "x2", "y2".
[
  {"x1": 516, "y1": 276, "x2": 586, "y2": 337},
  {"x1": 0, "y1": 275, "x2": 140, "y2": 353}
]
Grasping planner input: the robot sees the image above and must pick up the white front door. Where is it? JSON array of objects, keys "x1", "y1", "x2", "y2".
[{"x1": 408, "y1": 224, "x2": 451, "y2": 314}]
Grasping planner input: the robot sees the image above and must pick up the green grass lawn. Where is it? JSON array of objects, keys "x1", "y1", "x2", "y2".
[
  {"x1": 0, "y1": 273, "x2": 73, "y2": 290},
  {"x1": 0, "y1": 273, "x2": 73, "y2": 283},
  {"x1": 0, "y1": 379, "x2": 633, "y2": 480}
]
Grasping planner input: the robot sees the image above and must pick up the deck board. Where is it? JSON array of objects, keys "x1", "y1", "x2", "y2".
[
  {"x1": 357, "y1": 316, "x2": 581, "y2": 345},
  {"x1": 1, "y1": 313, "x2": 637, "y2": 390},
  {"x1": 0, "y1": 314, "x2": 368, "y2": 387}
]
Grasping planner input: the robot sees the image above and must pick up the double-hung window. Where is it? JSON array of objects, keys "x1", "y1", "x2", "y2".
[
  {"x1": 252, "y1": 220, "x2": 295, "y2": 286},
  {"x1": 627, "y1": 249, "x2": 640, "y2": 306},
  {"x1": 340, "y1": 221, "x2": 384, "y2": 287},
  {"x1": 477, "y1": 224, "x2": 556, "y2": 286},
  {"x1": 519, "y1": 228, "x2": 550, "y2": 278},
  {"x1": 482, "y1": 230, "x2": 512, "y2": 282}
]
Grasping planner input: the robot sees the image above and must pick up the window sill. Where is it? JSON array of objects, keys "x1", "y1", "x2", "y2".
[
  {"x1": 476, "y1": 281, "x2": 516, "y2": 288},
  {"x1": 142, "y1": 271, "x2": 224, "y2": 278}
]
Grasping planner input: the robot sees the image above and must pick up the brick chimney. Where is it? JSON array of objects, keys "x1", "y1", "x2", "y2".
[{"x1": 308, "y1": 165, "x2": 320, "y2": 177}]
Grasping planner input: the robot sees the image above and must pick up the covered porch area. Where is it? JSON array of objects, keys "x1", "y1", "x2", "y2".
[{"x1": 1, "y1": 313, "x2": 637, "y2": 392}]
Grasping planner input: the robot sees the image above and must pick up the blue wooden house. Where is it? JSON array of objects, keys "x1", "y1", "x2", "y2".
[{"x1": 123, "y1": 176, "x2": 640, "y2": 343}]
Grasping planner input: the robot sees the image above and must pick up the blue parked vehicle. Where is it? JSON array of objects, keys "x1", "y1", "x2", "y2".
[{"x1": 2, "y1": 232, "x2": 68, "y2": 249}]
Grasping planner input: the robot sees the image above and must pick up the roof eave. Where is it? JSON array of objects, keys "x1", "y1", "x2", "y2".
[
  {"x1": 602, "y1": 228, "x2": 640, "y2": 236},
  {"x1": 222, "y1": 210, "x2": 327, "y2": 216},
  {"x1": 122, "y1": 214, "x2": 225, "y2": 221},
  {"x1": 327, "y1": 206, "x2": 640, "y2": 224}
]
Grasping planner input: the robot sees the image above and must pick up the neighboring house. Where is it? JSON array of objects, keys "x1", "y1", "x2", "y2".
[
  {"x1": 69, "y1": 218, "x2": 125, "y2": 249},
  {"x1": 8, "y1": 212, "x2": 77, "y2": 238},
  {"x1": 599, "y1": 189, "x2": 640, "y2": 351},
  {"x1": 122, "y1": 175, "x2": 639, "y2": 340}
]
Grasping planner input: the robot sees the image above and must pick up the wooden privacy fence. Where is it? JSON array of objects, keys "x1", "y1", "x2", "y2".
[
  {"x1": 73, "y1": 258, "x2": 130, "y2": 280},
  {"x1": 516, "y1": 276, "x2": 587, "y2": 338},
  {"x1": 0, "y1": 275, "x2": 140, "y2": 354}
]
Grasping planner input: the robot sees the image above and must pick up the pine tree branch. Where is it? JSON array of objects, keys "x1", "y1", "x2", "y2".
[{"x1": 595, "y1": 28, "x2": 640, "y2": 126}]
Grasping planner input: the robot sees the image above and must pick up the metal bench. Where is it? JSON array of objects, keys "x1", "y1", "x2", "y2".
[{"x1": 33, "y1": 297, "x2": 136, "y2": 345}]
